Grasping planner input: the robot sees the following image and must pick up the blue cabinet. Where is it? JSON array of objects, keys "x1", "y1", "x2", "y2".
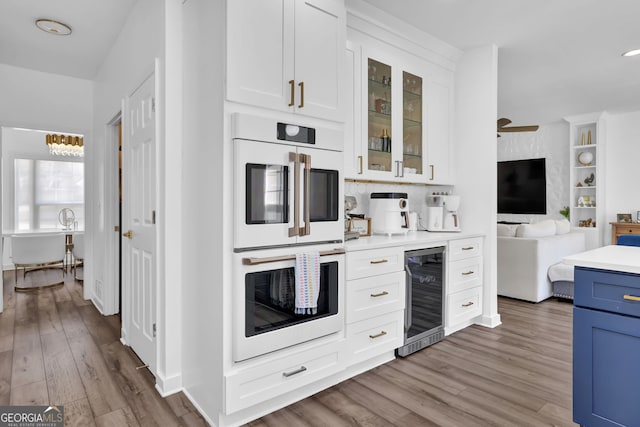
[{"x1": 574, "y1": 267, "x2": 640, "y2": 426}]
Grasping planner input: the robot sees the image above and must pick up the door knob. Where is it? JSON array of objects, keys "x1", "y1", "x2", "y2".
[{"x1": 123, "y1": 230, "x2": 133, "y2": 239}]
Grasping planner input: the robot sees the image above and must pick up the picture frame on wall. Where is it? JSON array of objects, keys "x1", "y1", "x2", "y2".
[
  {"x1": 617, "y1": 213, "x2": 632, "y2": 223},
  {"x1": 637, "y1": 211, "x2": 640, "y2": 223},
  {"x1": 349, "y1": 217, "x2": 371, "y2": 236}
]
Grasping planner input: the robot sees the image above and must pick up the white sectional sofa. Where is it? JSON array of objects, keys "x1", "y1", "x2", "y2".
[{"x1": 497, "y1": 220, "x2": 586, "y2": 303}]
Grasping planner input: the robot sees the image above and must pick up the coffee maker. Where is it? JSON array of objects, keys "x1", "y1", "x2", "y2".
[{"x1": 425, "y1": 194, "x2": 461, "y2": 232}]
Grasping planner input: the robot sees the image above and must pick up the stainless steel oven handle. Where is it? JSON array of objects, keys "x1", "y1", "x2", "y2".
[
  {"x1": 288, "y1": 152, "x2": 300, "y2": 237},
  {"x1": 300, "y1": 153, "x2": 311, "y2": 237},
  {"x1": 242, "y1": 248, "x2": 345, "y2": 265}
]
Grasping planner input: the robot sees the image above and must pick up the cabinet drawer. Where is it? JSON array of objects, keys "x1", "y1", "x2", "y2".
[
  {"x1": 446, "y1": 287, "x2": 482, "y2": 327},
  {"x1": 448, "y1": 237, "x2": 483, "y2": 261},
  {"x1": 346, "y1": 311, "x2": 403, "y2": 365},
  {"x1": 346, "y1": 247, "x2": 404, "y2": 280},
  {"x1": 575, "y1": 267, "x2": 640, "y2": 317},
  {"x1": 225, "y1": 340, "x2": 343, "y2": 414},
  {"x1": 616, "y1": 226, "x2": 640, "y2": 235},
  {"x1": 346, "y1": 271, "x2": 405, "y2": 324},
  {"x1": 448, "y1": 257, "x2": 483, "y2": 294}
]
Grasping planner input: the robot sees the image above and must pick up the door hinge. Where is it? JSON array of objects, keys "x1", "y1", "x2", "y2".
[
  {"x1": 152, "y1": 210, "x2": 156, "y2": 224},
  {"x1": 151, "y1": 98, "x2": 155, "y2": 113},
  {"x1": 153, "y1": 323, "x2": 157, "y2": 337},
  {"x1": 114, "y1": 225, "x2": 120, "y2": 232}
]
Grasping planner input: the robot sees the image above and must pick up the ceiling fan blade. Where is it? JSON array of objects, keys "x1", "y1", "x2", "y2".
[
  {"x1": 498, "y1": 125, "x2": 539, "y2": 133},
  {"x1": 497, "y1": 118, "x2": 512, "y2": 128}
]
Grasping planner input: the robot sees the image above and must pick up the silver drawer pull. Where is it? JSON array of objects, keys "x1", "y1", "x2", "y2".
[
  {"x1": 370, "y1": 259, "x2": 388, "y2": 265},
  {"x1": 282, "y1": 366, "x2": 307, "y2": 377},
  {"x1": 623, "y1": 294, "x2": 640, "y2": 302},
  {"x1": 370, "y1": 291, "x2": 389, "y2": 298},
  {"x1": 462, "y1": 301, "x2": 474, "y2": 307},
  {"x1": 461, "y1": 246, "x2": 475, "y2": 251},
  {"x1": 461, "y1": 271, "x2": 474, "y2": 276},
  {"x1": 369, "y1": 331, "x2": 387, "y2": 339}
]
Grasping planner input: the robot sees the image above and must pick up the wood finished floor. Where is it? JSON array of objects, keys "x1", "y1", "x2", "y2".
[
  {"x1": 0, "y1": 269, "x2": 207, "y2": 427},
  {"x1": 247, "y1": 297, "x2": 578, "y2": 427},
  {"x1": 2, "y1": 267, "x2": 577, "y2": 426}
]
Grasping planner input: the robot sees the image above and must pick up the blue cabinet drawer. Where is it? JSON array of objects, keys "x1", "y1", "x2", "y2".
[{"x1": 575, "y1": 267, "x2": 640, "y2": 317}]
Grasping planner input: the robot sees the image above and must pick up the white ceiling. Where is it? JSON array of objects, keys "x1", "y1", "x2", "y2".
[
  {"x1": 2, "y1": 1, "x2": 640, "y2": 126},
  {"x1": 362, "y1": 0, "x2": 640, "y2": 125},
  {"x1": 0, "y1": 0, "x2": 137, "y2": 80}
]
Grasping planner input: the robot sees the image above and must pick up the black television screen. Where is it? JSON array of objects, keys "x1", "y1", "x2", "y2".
[{"x1": 497, "y1": 158, "x2": 547, "y2": 214}]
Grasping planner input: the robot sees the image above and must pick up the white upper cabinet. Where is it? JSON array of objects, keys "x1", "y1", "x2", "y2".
[
  {"x1": 426, "y1": 76, "x2": 454, "y2": 184},
  {"x1": 227, "y1": 0, "x2": 345, "y2": 122},
  {"x1": 344, "y1": 44, "x2": 454, "y2": 184}
]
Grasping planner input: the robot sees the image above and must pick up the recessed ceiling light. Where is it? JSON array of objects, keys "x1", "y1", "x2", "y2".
[
  {"x1": 622, "y1": 48, "x2": 640, "y2": 57},
  {"x1": 35, "y1": 19, "x2": 72, "y2": 36}
]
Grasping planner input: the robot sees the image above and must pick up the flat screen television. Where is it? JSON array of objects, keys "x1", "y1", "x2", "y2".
[{"x1": 497, "y1": 158, "x2": 547, "y2": 214}]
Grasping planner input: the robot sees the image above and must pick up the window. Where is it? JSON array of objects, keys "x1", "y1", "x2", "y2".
[{"x1": 15, "y1": 159, "x2": 84, "y2": 230}]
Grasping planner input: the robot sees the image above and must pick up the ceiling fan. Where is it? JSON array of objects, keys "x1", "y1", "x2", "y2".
[{"x1": 497, "y1": 118, "x2": 539, "y2": 137}]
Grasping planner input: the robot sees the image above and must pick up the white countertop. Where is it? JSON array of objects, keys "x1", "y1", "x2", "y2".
[
  {"x1": 564, "y1": 245, "x2": 640, "y2": 275},
  {"x1": 2, "y1": 228, "x2": 84, "y2": 237},
  {"x1": 344, "y1": 230, "x2": 484, "y2": 251}
]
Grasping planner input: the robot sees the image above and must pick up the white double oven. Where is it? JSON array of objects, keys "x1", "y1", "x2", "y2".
[{"x1": 232, "y1": 114, "x2": 344, "y2": 362}]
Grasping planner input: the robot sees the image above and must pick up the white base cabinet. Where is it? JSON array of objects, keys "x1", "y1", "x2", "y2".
[
  {"x1": 345, "y1": 248, "x2": 405, "y2": 366},
  {"x1": 446, "y1": 237, "x2": 483, "y2": 335},
  {"x1": 224, "y1": 338, "x2": 344, "y2": 414}
]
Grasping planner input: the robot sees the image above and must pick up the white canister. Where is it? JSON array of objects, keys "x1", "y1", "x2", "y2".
[{"x1": 408, "y1": 212, "x2": 418, "y2": 231}]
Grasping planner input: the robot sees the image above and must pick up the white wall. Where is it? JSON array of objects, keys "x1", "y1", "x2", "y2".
[
  {"x1": 180, "y1": 0, "x2": 225, "y2": 423},
  {"x1": 0, "y1": 63, "x2": 92, "y2": 132},
  {"x1": 455, "y1": 44, "x2": 501, "y2": 328},
  {"x1": 89, "y1": 0, "x2": 183, "y2": 395},
  {"x1": 497, "y1": 122, "x2": 570, "y2": 224},
  {"x1": 604, "y1": 110, "x2": 640, "y2": 244}
]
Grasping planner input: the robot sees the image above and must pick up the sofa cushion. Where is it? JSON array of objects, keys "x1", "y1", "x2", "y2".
[
  {"x1": 497, "y1": 223, "x2": 518, "y2": 237},
  {"x1": 555, "y1": 219, "x2": 571, "y2": 235},
  {"x1": 516, "y1": 219, "x2": 556, "y2": 238}
]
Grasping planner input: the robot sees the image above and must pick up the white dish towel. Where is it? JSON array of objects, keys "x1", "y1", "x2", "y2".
[{"x1": 294, "y1": 251, "x2": 321, "y2": 315}]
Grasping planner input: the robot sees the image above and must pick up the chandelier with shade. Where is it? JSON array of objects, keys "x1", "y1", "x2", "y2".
[{"x1": 46, "y1": 134, "x2": 84, "y2": 157}]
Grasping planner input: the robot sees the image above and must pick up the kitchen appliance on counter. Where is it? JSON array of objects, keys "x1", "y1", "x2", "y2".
[
  {"x1": 370, "y1": 192, "x2": 410, "y2": 235},
  {"x1": 424, "y1": 194, "x2": 461, "y2": 232},
  {"x1": 398, "y1": 246, "x2": 445, "y2": 357},
  {"x1": 344, "y1": 195, "x2": 360, "y2": 241}
]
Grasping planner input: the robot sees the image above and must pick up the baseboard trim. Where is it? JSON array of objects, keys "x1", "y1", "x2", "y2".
[
  {"x1": 477, "y1": 313, "x2": 502, "y2": 328},
  {"x1": 155, "y1": 372, "x2": 182, "y2": 397}
]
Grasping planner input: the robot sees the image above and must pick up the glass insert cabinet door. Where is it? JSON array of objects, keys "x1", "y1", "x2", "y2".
[
  {"x1": 403, "y1": 71, "x2": 423, "y2": 175},
  {"x1": 367, "y1": 58, "x2": 392, "y2": 173}
]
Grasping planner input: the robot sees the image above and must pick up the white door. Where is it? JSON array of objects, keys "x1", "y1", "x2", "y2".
[
  {"x1": 294, "y1": 0, "x2": 345, "y2": 121},
  {"x1": 123, "y1": 73, "x2": 157, "y2": 373}
]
